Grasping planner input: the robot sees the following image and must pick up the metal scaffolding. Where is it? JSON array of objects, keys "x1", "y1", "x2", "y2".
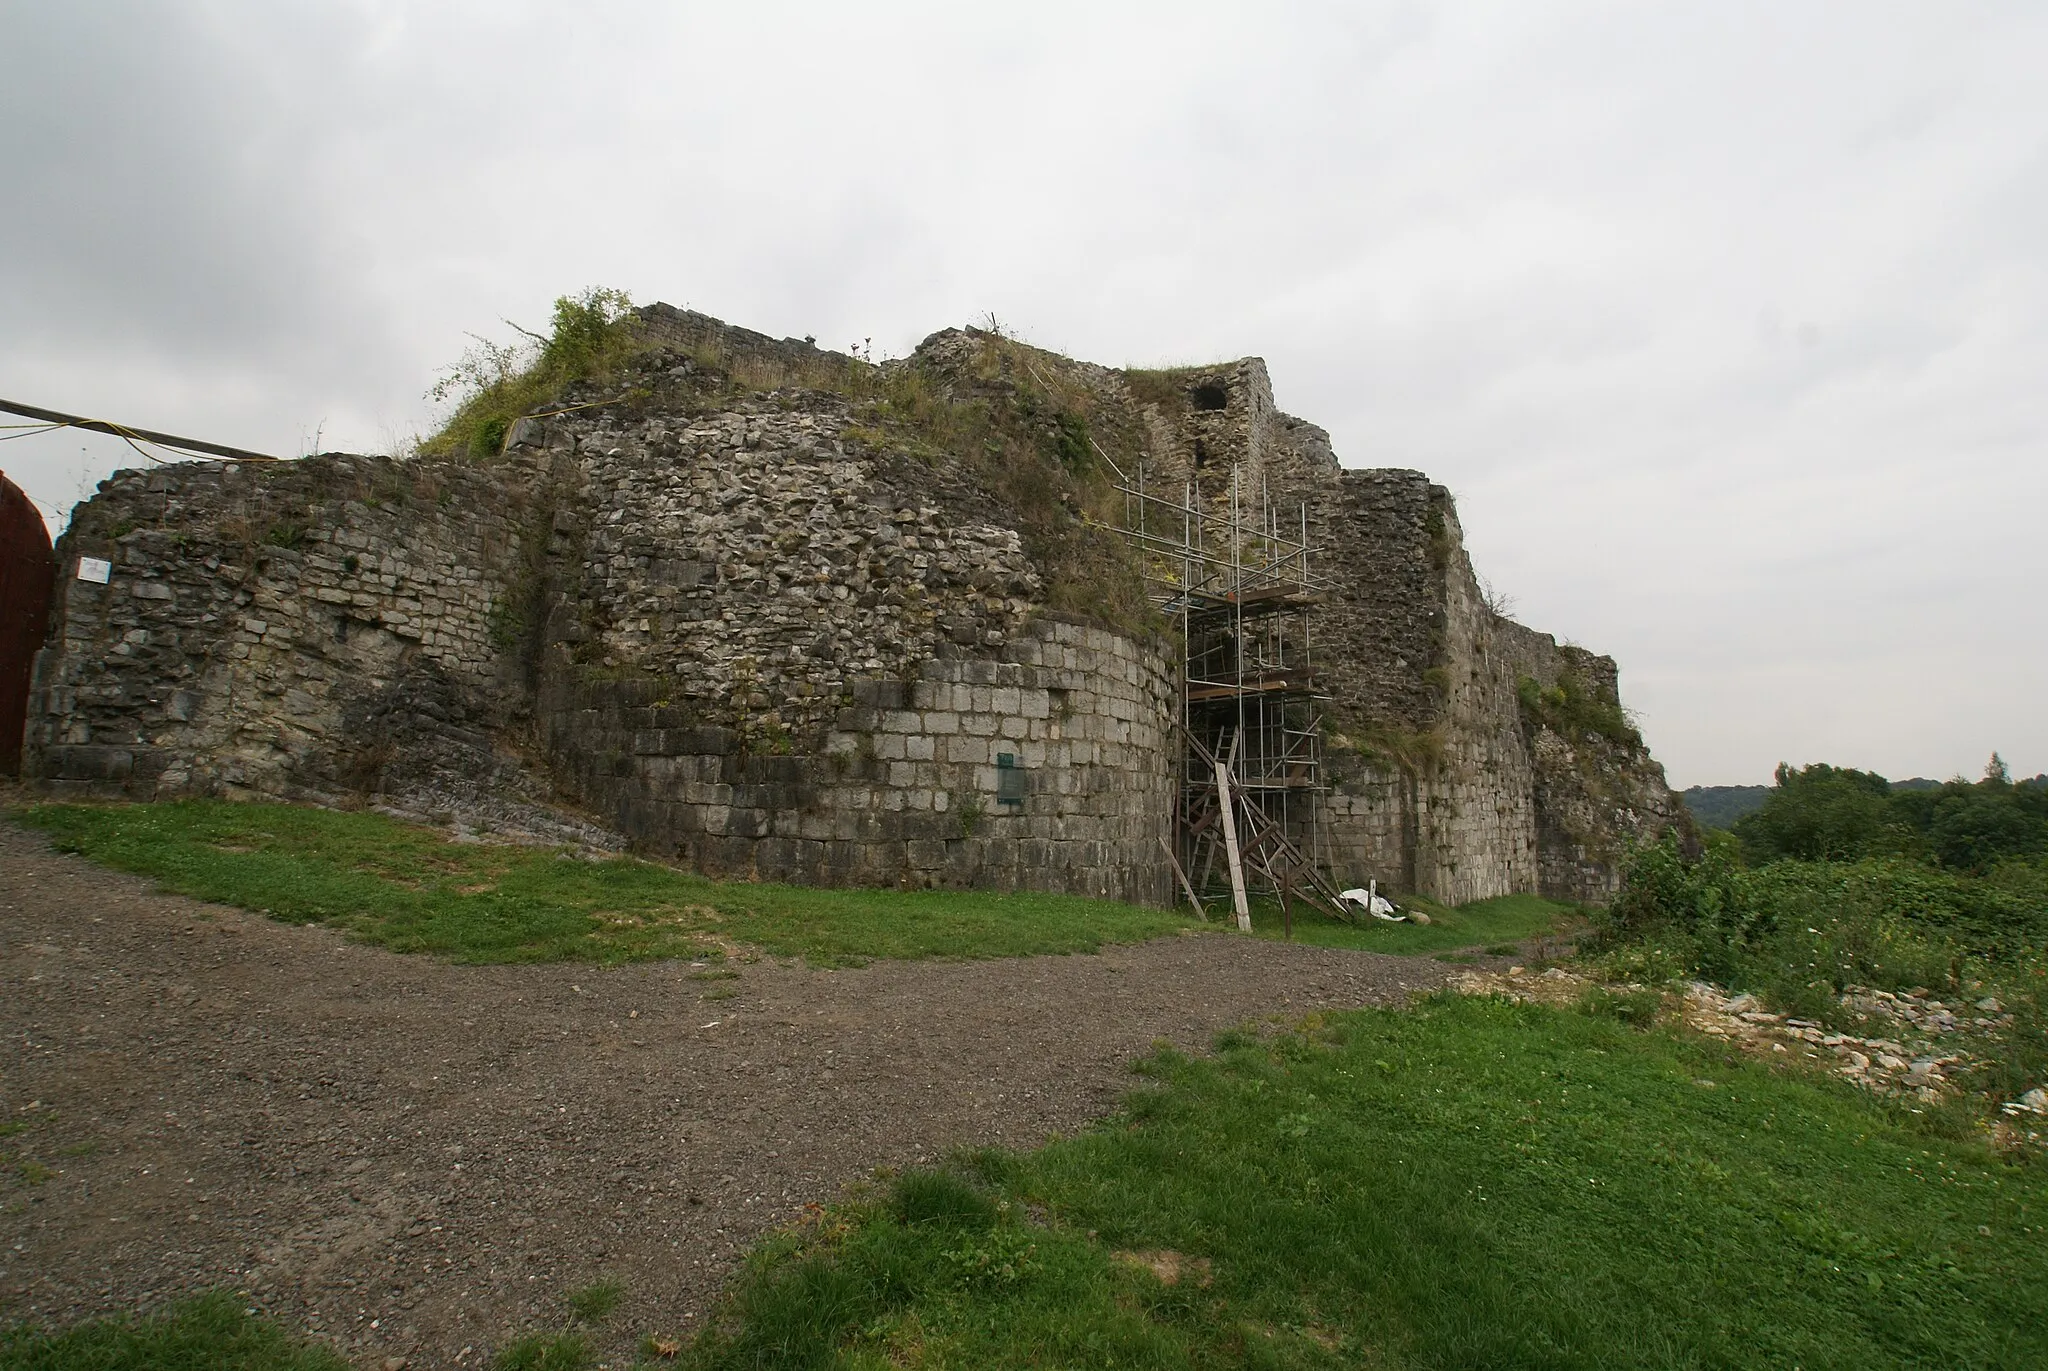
[{"x1": 1103, "y1": 460, "x2": 1351, "y2": 931}]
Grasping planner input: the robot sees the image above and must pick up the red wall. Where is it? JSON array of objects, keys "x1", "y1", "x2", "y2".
[{"x1": 0, "y1": 473, "x2": 55, "y2": 775}]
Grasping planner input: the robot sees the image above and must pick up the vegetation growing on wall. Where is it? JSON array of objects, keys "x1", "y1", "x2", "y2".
[
  {"x1": 1330, "y1": 721, "x2": 1447, "y2": 777},
  {"x1": 481, "y1": 310, "x2": 1161, "y2": 641},
  {"x1": 701, "y1": 326, "x2": 1158, "y2": 640},
  {"x1": 422, "y1": 287, "x2": 642, "y2": 459},
  {"x1": 1120, "y1": 364, "x2": 1209, "y2": 418},
  {"x1": 932, "y1": 339, "x2": 1154, "y2": 638},
  {"x1": 1517, "y1": 672, "x2": 1644, "y2": 752}
]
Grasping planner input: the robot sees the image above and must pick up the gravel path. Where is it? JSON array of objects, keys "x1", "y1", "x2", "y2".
[{"x1": 0, "y1": 818, "x2": 1453, "y2": 1368}]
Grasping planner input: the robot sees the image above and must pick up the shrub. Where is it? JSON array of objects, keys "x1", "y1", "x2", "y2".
[
  {"x1": 1736, "y1": 760, "x2": 2048, "y2": 873},
  {"x1": 1516, "y1": 672, "x2": 1643, "y2": 751},
  {"x1": 423, "y1": 287, "x2": 640, "y2": 459},
  {"x1": 1600, "y1": 820, "x2": 2048, "y2": 1040}
]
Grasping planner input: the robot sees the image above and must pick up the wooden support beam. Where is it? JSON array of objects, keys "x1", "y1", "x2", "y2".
[
  {"x1": 1160, "y1": 835, "x2": 1206, "y2": 920},
  {"x1": 0, "y1": 398, "x2": 280, "y2": 463},
  {"x1": 1215, "y1": 761, "x2": 1252, "y2": 932}
]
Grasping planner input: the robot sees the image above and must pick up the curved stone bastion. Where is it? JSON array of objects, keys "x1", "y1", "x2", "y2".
[{"x1": 23, "y1": 306, "x2": 1688, "y2": 905}]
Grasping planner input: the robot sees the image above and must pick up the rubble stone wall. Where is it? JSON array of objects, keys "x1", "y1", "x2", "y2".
[
  {"x1": 23, "y1": 307, "x2": 1686, "y2": 909},
  {"x1": 1314, "y1": 489, "x2": 1541, "y2": 904},
  {"x1": 27, "y1": 454, "x2": 542, "y2": 803},
  {"x1": 25, "y1": 377, "x2": 1179, "y2": 902}
]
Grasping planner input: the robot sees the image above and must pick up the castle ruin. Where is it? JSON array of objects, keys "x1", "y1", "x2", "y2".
[{"x1": 21, "y1": 307, "x2": 1688, "y2": 907}]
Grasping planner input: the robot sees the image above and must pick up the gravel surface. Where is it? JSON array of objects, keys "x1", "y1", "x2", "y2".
[{"x1": 0, "y1": 817, "x2": 1453, "y2": 1368}]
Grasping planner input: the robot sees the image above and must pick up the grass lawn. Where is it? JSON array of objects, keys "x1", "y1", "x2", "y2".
[
  {"x1": 1240, "y1": 891, "x2": 1581, "y2": 958},
  {"x1": 9, "y1": 800, "x2": 1194, "y2": 967},
  {"x1": 0, "y1": 1292, "x2": 346, "y2": 1371},
  {"x1": 8, "y1": 986, "x2": 2040, "y2": 1368},
  {"x1": 685, "y1": 993, "x2": 2048, "y2": 1370}
]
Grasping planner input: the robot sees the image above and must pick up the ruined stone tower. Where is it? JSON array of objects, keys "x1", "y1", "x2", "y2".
[{"x1": 22, "y1": 306, "x2": 1687, "y2": 905}]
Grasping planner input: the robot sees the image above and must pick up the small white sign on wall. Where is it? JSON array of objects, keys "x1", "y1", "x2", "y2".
[{"x1": 76, "y1": 556, "x2": 112, "y2": 585}]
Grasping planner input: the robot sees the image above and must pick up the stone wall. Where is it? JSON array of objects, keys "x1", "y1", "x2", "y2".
[
  {"x1": 23, "y1": 305, "x2": 1687, "y2": 909},
  {"x1": 1313, "y1": 487, "x2": 1542, "y2": 904},
  {"x1": 528, "y1": 385, "x2": 1044, "y2": 742},
  {"x1": 27, "y1": 453, "x2": 548, "y2": 808},
  {"x1": 540, "y1": 619, "x2": 1175, "y2": 903},
  {"x1": 509, "y1": 363, "x2": 1175, "y2": 900},
  {"x1": 24, "y1": 342, "x2": 1179, "y2": 901}
]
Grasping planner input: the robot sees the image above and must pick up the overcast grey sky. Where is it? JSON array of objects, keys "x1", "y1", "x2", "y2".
[{"x1": 3, "y1": 2, "x2": 2043, "y2": 788}]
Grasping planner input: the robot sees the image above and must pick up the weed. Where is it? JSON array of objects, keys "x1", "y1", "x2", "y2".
[
  {"x1": 639, "y1": 1333, "x2": 683, "y2": 1362},
  {"x1": 491, "y1": 1329, "x2": 590, "y2": 1371},
  {"x1": 563, "y1": 1279, "x2": 622, "y2": 1325},
  {"x1": 1517, "y1": 672, "x2": 1644, "y2": 752},
  {"x1": 1578, "y1": 984, "x2": 1662, "y2": 1027},
  {"x1": 954, "y1": 793, "x2": 985, "y2": 839},
  {"x1": 1425, "y1": 501, "x2": 1452, "y2": 571},
  {"x1": 0, "y1": 1290, "x2": 349, "y2": 1370},
  {"x1": 1333, "y1": 722, "x2": 1446, "y2": 776},
  {"x1": 424, "y1": 288, "x2": 640, "y2": 460}
]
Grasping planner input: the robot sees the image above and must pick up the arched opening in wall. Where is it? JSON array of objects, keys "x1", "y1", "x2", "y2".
[
  {"x1": 1189, "y1": 382, "x2": 1229, "y2": 412},
  {"x1": 1192, "y1": 439, "x2": 1210, "y2": 469}
]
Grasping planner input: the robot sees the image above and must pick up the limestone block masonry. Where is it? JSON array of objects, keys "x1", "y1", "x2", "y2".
[
  {"x1": 541, "y1": 619, "x2": 1175, "y2": 904},
  {"x1": 25, "y1": 307, "x2": 1689, "y2": 906},
  {"x1": 27, "y1": 454, "x2": 545, "y2": 806}
]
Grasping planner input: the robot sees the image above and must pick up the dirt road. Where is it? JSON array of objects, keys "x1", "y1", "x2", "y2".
[{"x1": 0, "y1": 819, "x2": 1452, "y2": 1367}]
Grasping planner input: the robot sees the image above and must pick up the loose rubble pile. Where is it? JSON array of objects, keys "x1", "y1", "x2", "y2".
[{"x1": 1452, "y1": 966, "x2": 2046, "y2": 1144}]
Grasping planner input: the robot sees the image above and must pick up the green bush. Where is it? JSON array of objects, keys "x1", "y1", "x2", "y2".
[
  {"x1": 1515, "y1": 672, "x2": 1642, "y2": 751},
  {"x1": 1735, "y1": 759, "x2": 2048, "y2": 873},
  {"x1": 1601, "y1": 832, "x2": 2048, "y2": 1082},
  {"x1": 423, "y1": 287, "x2": 640, "y2": 459}
]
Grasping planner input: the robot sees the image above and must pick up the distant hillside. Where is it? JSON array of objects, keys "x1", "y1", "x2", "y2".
[
  {"x1": 1683, "y1": 774, "x2": 2043, "y2": 831},
  {"x1": 1680, "y1": 785, "x2": 1771, "y2": 829}
]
